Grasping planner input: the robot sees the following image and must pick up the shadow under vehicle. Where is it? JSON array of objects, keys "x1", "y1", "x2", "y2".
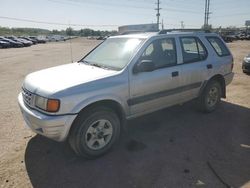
[{"x1": 24, "y1": 101, "x2": 250, "y2": 188}]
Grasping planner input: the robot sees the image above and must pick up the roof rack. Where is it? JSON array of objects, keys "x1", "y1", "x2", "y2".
[
  {"x1": 120, "y1": 30, "x2": 156, "y2": 35},
  {"x1": 158, "y1": 29, "x2": 210, "y2": 34}
]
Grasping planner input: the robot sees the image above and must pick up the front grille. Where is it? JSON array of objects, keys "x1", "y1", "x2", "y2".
[{"x1": 22, "y1": 88, "x2": 34, "y2": 106}]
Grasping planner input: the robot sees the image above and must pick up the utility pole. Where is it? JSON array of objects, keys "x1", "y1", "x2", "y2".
[
  {"x1": 204, "y1": 0, "x2": 211, "y2": 29},
  {"x1": 162, "y1": 19, "x2": 164, "y2": 30},
  {"x1": 181, "y1": 21, "x2": 184, "y2": 29},
  {"x1": 204, "y1": 0, "x2": 207, "y2": 28},
  {"x1": 207, "y1": 0, "x2": 211, "y2": 26},
  {"x1": 155, "y1": 0, "x2": 161, "y2": 31}
]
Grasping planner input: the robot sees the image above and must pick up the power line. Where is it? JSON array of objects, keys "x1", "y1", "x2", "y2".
[
  {"x1": 50, "y1": 0, "x2": 202, "y2": 15},
  {"x1": 212, "y1": 12, "x2": 250, "y2": 18},
  {"x1": 0, "y1": 16, "x2": 119, "y2": 27}
]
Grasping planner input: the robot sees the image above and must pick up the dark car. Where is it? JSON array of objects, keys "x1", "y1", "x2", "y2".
[
  {"x1": 246, "y1": 34, "x2": 250, "y2": 40},
  {"x1": 221, "y1": 35, "x2": 234, "y2": 43},
  {"x1": 0, "y1": 37, "x2": 24, "y2": 48},
  {"x1": 0, "y1": 40, "x2": 11, "y2": 48},
  {"x1": 242, "y1": 53, "x2": 250, "y2": 74},
  {"x1": 30, "y1": 36, "x2": 46, "y2": 43},
  {"x1": 6, "y1": 36, "x2": 32, "y2": 47},
  {"x1": 20, "y1": 37, "x2": 37, "y2": 44},
  {"x1": 96, "y1": 36, "x2": 104, "y2": 40}
]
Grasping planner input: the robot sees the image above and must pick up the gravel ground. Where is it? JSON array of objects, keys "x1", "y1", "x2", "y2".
[{"x1": 0, "y1": 38, "x2": 249, "y2": 188}]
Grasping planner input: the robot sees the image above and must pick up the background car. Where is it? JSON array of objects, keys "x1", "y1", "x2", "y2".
[
  {"x1": 242, "y1": 53, "x2": 250, "y2": 74},
  {"x1": 30, "y1": 36, "x2": 47, "y2": 43},
  {"x1": 47, "y1": 35, "x2": 65, "y2": 42},
  {"x1": 0, "y1": 40, "x2": 11, "y2": 48},
  {"x1": 0, "y1": 36, "x2": 24, "y2": 48},
  {"x1": 6, "y1": 36, "x2": 32, "y2": 47},
  {"x1": 20, "y1": 36, "x2": 37, "y2": 44}
]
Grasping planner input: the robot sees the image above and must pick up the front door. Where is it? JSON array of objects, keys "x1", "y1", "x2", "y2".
[{"x1": 128, "y1": 37, "x2": 182, "y2": 117}]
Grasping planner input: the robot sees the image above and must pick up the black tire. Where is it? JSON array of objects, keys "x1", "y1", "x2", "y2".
[
  {"x1": 68, "y1": 106, "x2": 121, "y2": 158},
  {"x1": 197, "y1": 80, "x2": 222, "y2": 113}
]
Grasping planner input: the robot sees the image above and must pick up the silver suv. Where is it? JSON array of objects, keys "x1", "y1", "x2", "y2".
[{"x1": 18, "y1": 30, "x2": 234, "y2": 158}]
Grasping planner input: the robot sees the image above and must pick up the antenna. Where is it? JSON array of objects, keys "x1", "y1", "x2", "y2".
[{"x1": 68, "y1": 21, "x2": 73, "y2": 63}]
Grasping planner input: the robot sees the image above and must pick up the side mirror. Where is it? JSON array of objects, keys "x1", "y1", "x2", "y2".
[{"x1": 133, "y1": 60, "x2": 155, "y2": 74}]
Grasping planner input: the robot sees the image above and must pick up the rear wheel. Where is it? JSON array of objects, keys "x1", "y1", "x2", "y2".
[
  {"x1": 69, "y1": 106, "x2": 121, "y2": 158},
  {"x1": 197, "y1": 80, "x2": 222, "y2": 113}
]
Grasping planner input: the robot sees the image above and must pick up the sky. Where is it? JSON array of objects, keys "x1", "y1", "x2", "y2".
[{"x1": 0, "y1": 0, "x2": 250, "y2": 31}]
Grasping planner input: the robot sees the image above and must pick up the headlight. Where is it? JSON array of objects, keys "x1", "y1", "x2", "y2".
[
  {"x1": 244, "y1": 57, "x2": 250, "y2": 63},
  {"x1": 35, "y1": 95, "x2": 60, "y2": 112}
]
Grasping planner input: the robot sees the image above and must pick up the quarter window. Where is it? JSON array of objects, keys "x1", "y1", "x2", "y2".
[
  {"x1": 180, "y1": 37, "x2": 207, "y2": 63},
  {"x1": 140, "y1": 38, "x2": 177, "y2": 69},
  {"x1": 206, "y1": 36, "x2": 230, "y2": 56}
]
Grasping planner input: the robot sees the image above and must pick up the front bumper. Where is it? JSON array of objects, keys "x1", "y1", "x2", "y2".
[
  {"x1": 242, "y1": 61, "x2": 250, "y2": 73},
  {"x1": 18, "y1": 93, "x2": 77, "y2": 141}
]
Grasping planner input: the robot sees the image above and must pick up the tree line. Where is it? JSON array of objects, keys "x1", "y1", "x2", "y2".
[{"x1": 0, "y1": 26, "x2": 118, "y2": 36}]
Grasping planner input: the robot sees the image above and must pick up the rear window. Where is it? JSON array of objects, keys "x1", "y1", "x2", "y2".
[{"x1": 206, "y1": 36, "x2": 230, "y2": 57}]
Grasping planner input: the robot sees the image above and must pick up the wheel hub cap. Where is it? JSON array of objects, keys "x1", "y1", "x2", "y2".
[
  {"x1": 85, "y1": 119, "x2": 113, "y2": 150},
  {"x1": 207, "y1": 86, "x2": 219, "y2": 107}
]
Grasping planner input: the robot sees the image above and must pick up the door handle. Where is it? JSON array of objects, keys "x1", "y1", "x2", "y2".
[
  {"x1": 172, "y1": 71, "x2": 179, "y2": 77},
  {"x1": 207, "y1": 64, "x2": 213, "y2": 69}
]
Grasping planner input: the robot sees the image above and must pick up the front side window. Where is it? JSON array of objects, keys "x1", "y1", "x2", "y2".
[
  {"x1": 140, "y1": 38, "x2": 177, "y2": 69},
  {"x1": 83, "y1": 38, "x2": 145, "y2": 70},
  {"x1": 180, "y1": 37, "x2": 207, "y2": 63},
  {"x1": 206, "y1": 36, "x2": 230, "y2": 56}
]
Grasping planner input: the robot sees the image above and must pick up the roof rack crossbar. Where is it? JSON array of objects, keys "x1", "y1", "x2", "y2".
[{"x1": 158, "y1": 29, "x2": 210, "y2": 34}]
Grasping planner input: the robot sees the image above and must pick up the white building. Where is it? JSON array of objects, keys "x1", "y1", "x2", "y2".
[{"x1": 118, "y1": 23, "x2": 158, "y2": 34}]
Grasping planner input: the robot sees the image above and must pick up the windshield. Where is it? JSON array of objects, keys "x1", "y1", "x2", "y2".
[{"x1": 82, "y1": 38, "x2": 144, "y2": 70}]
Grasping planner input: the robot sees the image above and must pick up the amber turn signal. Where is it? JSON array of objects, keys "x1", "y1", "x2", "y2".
[{"x1": 47, "y1": 99, "x2": 60, "y2": 112}]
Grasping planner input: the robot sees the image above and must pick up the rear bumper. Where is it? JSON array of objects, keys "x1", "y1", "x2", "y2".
[
  {"x1": 224, "y1": 72, "x2": 234, "y2": 85},
  {"x1": 18, "y1": 93, "x2": 77, "y2": 141}
]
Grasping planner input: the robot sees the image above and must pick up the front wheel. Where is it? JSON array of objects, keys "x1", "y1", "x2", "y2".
[
  {"x1": 68, "y1": 106, "x2": 121, "y2": 158},
  {"x1": 197, "y1": 80, "x2": 222, "y2": 113}
]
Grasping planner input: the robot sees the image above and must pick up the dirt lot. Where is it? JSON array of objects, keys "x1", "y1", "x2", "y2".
[{"x1": 0, "y1": 38, "x2": 250, "y2": 188}]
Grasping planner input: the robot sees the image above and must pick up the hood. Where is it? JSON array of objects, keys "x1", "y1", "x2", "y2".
[{"x1": 23, "y1": 63, "x2": 117, "y2": 96}]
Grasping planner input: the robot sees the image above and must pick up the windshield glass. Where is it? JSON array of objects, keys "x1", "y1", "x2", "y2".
[{"x1": 82, "y1": 38, "x2": 144, "y2": 70}]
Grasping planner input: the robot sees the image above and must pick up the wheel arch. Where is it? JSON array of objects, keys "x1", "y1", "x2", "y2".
[
  {"x1": 71, "y1": 99, "x2": 127, "y2": 133},
  {"x1": 200, "y1": 74, "x2": 226, "y2": 98}
]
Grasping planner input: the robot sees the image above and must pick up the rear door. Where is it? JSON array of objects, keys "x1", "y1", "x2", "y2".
[{"x1": 177, "y1": 36, "x2": 209, "y2": 101}]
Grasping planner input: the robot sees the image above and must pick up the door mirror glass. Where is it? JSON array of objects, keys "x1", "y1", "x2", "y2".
[{"x1": 133, "y1": 60, "x2": 155, "y2": 73}]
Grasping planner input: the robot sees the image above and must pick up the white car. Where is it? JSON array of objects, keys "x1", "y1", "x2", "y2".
[{"x1": 18, "y1": 30, "x2": 234, "y2": 158}]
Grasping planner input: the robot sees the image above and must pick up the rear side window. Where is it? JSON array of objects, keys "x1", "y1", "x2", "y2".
[
  {"x1": 206, "y1": 36, "x2": 230, "y2": 56},
  {"x1": 180, "y1": 37, "x2": 207, "y2": 63}
]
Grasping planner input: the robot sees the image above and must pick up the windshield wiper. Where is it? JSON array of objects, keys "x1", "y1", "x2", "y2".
[
  {"x1": 91, "y1": 63, "x2": 103, "y2": 68},
  {"x1": 79, "y1": 60, "x2": 117, "y2": 70},
  {"x1": 78, "y1": 60, "x2": 89, "y2": 64}
]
